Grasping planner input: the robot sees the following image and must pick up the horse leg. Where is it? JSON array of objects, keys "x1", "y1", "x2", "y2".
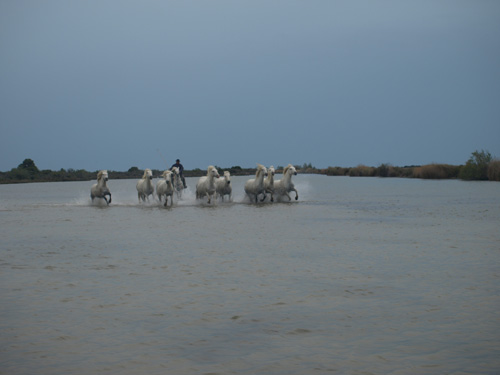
[{"x1": 294, "y1": 189, "x2": 299, "y2": 200}]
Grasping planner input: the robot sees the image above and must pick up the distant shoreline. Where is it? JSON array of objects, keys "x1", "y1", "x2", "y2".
[
  {"x1": 2, "y1": 151, "x2": 499, "y2": 184},
  {"x1": 2, "y1": 160, "x2": 500, "y2": 184}
]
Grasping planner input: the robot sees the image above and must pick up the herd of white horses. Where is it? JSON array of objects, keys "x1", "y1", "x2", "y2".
[{"x1": 90, "y1": 164, "x2": 299, "y2": 206}]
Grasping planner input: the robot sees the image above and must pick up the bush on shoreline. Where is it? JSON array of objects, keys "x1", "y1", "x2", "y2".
[
  {"x1": 458, "y1": 150, "x2": 492, "y2": 180},
  {"x1": 487, "y1": 160, "x2": 500, "y2": 181},
  {"x1": 2, "y1": 151, "x2": 499, "y2": 184},
  {"x1": 412, "y1": 164, "x2": 460, "y2": 179}
]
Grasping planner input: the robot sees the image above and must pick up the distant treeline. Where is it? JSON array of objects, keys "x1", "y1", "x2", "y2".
[
  {"x1": 319, "y1": 150, "x2": 500, "y2": 181},
  {"x1": 1, "y1": 150, "x2": 499, "y2": 184},
  {"x1": 0, "y1": 162, "x2": 261, "y2": 184}
]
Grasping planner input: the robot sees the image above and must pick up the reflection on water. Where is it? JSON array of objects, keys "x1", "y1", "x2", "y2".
[{"x1": 1, "y1": 176, "x2": 499, "y2": 374}]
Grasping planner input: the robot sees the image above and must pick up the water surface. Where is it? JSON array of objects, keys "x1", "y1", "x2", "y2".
[{"x1": 1, "y1": 176, "x2": 499, "y2": 374}]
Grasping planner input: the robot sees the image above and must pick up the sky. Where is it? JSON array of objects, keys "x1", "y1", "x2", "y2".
[{"x1": 1, "y1": 0, "x2": 499, "y2": 172}]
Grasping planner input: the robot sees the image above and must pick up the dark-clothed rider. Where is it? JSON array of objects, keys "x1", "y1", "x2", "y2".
[{"x1": 171, "y1": 159, "x2": 187, "y2": 188}]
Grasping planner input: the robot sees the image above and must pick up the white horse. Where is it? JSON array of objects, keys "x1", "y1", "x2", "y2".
[
  {"x1": 90, "y1": 170, "x2": 111, "y2": 205},
  {"x1": 244, "y1": 164, "x2": 268, "y2": 203},
  {"x1": 274, "y1": 164, "x2": 299, "y2": 201},
  {"x1": 171, "y1": 166, "x2": 184, "y2": 199},
  {"x1": 263, "y1": 165, "x2": 275, "y2": 202},
  {"x1": 215, "y1": 171, "x2": 232, "y2": 201},
  {"x1": 196, "y1": 166, "x2": 220, "y2": 204},
  {"x1": 136, "y1": 168, "x2": 154, "y2": 202},
  {"x1": 156, "y1": 170, "x2": 174, "y2": 207}
]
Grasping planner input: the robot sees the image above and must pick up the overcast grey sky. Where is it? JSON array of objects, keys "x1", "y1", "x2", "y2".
[{"x1": 1, "y1": 0, "x2": 499, "y2": 171}]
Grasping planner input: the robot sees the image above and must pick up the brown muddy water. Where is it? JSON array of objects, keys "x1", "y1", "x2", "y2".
[{"x1": 1, "y1": 175, "x2": 499, "y2": 374}]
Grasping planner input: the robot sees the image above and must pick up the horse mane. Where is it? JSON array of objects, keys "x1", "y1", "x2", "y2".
[
  {"x1": 283, "y1": 164, "x2": 292, "y2": 175},
  {"x1": 142, "y1": 169, "x2": 151, "y2": 179},
  {"x1": 255, "y1": 164, "x2": 266, "y2": 178},
  {"x1": 97, "y1": 170, "x2": 107, "y2": 181}
]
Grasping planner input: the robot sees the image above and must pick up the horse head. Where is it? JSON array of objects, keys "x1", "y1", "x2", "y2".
[
  {"x1": 143, "y1": 169, "x2": 153, "y2": 180},
  {"x1": 97, "y1": 170, "x2": 109, "y2": 182},
  {"x1": 162, "y1": 170, "x2": 172, "y2": 182},
  {"x1": 283, "y1": 164, "x2": 297, "y2": 177},
  {"x1": 207, "y1": 166, "x2": 220, "y2": 179},
  {"x1": 256, "y1": 164, "x2": 268, "y2": 178},
  {"x1": 223, "y1": 171, "x2": 231, "y2": 185}
]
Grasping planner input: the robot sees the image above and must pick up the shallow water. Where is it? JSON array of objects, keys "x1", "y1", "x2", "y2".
[{"x1": 1, "y1": 175, "x2": 499, "y2": 374}]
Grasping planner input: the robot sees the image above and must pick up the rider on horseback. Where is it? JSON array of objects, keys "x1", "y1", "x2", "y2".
[{"x1": 171, "y1": 159, "x2": 187, "y2": 188}]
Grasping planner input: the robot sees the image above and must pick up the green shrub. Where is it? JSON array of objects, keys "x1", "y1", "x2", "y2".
[
  {"x1": 349, "y1": 165, "x2": 375, "y2": 177},
  {"x1": 389, "y1": 166, "x2": 414, "y2": 178},
  {"x1": 487, "y1": 160, "x2": 500, "y2": 181},
  {"x1": 459, "y1": 150, "x2": 492, "y2": 180},
  {"x1": 10, "y1": 167, "x2": 31, "y2": 181},
  {"x1": 377, "y1": 163, "x2": 390, "y2": 177},
  {"x1": 323, "y1": 166, "x2": 348, "y2": 176}
]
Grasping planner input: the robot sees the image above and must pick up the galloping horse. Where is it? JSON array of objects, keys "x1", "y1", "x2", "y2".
[
  {"x1": 136, "y1": 168, "x2": 154, "y2": 202},
  {"x1": 171, "y1": 166, "x2": 184, "y2": 199},
  {"x1": 90, "y1": 170, "x2": 111, "y2": 205},
  {"x1": 274, "y1": 164, "x2": 299, "y2": 201},
  {"x1": 215, "y1": 171, "x2": 232, "y2": 201},
  {"x1": 263, "y1": 165, "x2": 275, "y2": 202},
  {"x1": 244, "y1": 164, "x2": 268, "y2": 203},
  {"x1": 196, "y1": 166, "x2": 220, "y2": 204},
  {"x1": 156, "y1": 170, "x2": 174, "y2": 207}
]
